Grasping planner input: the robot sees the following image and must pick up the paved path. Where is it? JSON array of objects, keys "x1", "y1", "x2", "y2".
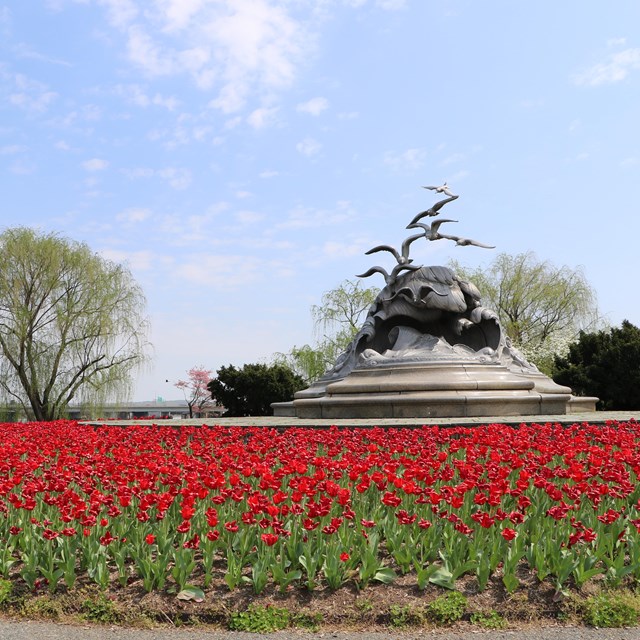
[
  {"x1": 1, "y1": 620, "x2": 639, "y2": 640},
  {"x1": 82, "y1": 411, "x2": 640, "y2": 428}
]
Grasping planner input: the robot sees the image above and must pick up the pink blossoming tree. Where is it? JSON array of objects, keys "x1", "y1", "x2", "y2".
[{"x1": 174, "y1": 366, "x2": 214, "y2": 418}]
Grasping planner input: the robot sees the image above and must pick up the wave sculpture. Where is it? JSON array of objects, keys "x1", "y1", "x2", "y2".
[{"x1": 274, "y1": 185, "x2": 596, "y2": 419}]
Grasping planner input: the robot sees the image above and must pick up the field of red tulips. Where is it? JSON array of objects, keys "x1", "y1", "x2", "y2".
[{"x1": 1, "y1": 419, "x2": 640, "y2": 602}]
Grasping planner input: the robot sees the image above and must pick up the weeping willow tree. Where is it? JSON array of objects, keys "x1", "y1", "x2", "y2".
[
  {"x1": 0, "y1": 227, "x2": 151, "y2": 421},
  {"x1": 449, "y1": 252, "x2": 601, "y2": 374},
  {"x1": 274, "y1": 280, "x2": 379, "y2": 384}
]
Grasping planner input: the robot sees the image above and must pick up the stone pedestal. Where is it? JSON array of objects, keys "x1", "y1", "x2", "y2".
[{"x1": 285, "y1": 360, "x2": 575, "y2": 419}]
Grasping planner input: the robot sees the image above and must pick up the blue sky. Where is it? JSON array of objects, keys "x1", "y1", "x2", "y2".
[{"x1": 1, "y1": 1, "x2": 639, "y2": 401}]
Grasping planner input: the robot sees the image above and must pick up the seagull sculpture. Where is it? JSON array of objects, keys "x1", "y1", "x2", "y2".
[
  {"x1": 406, "y1": 219, "x2": 458, "y2": 241},
  {"x1": 356, "y1": 262, "x2": 421, "y2": 286},
  {"x1": 364, "y1": 231, "x2": 426, "y2": 265},
  {"x1": 423, "y1": 182, "x2": 456, "y2": 197},
  {"x1": 439, "y1": 234, "x2": 496, "y2": 249},
  {"x1": 408, "y1": 195, "x2": 459, "y2": 224}
]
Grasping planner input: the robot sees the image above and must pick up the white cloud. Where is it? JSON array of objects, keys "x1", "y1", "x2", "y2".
[
  {"x1": 607, "y1": 37, "x2": 626, "y2": 47},
  {"x1": 383, "y1": 147, "x2": 426, "y2": 172},
  {"x1": 87, "y1": 0, "x2": 311, "y2": 114},
  {"x1": 0, "y1": 144, "x2": 27, "y2": 155},
  {"x1": 99, "y1": 248, "x2": 155, "y2": 271},
  {"x1": 157, "y1": 166, "x2": 192, "y2": 189},
  {"x1": 235, "y1": 210, "x2": 264, "y2": 225},
  {"x1": 278, "y1": 201, "x2": 355, "y2": 229},
  {"x1": 247, "y1": 106, "x2": 278, "y2": 129},
  {"x1": 82, "y1": 157, "x2": 109, "y2": 171},
  {"x1": 115, "y1": 84, "x2": 179, "y2": 110},
  {"x1": 99, "y1": 0, "x2": 139, "y2": 28},
  {"x1": 573, "y1": 48, "x2": 640, "y2": 86},
  {"x1": 620, "y1": 157, "x2": 638, "y2": 167},
  {"x1": 122, "y1": 165, "x2": 191, "y2": 189},
  {"x1": 441, "y1": 152, "x2": 465, "y2": 166},
  {"x1": 296, "y1": 137, "x2": 322, "y2": 156},
  {"x1": 126, "y1": 24, "x2": 175, "y2": 76},
  {"x1": 297, "y1": 96, "x2": 329, "y2": 116},
  {"x1": 376, "y1": 0, "x2": 406, "y2": 9},
  {"x1": 175, "y1": 254, "x2": 265, "y2": 289},
  {"x1": 116, "y1": 207, "x2": 152, "y2": 224},
  {"x1": 9, "y1": 73, "x2": 58, "y2": 112},
  {"x1": 259, "y1": 169, "x2": 279, "y2": 178}
]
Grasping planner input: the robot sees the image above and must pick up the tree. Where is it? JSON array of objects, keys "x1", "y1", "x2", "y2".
[
  {"x1": 553, "y1": 321, "x2": 640, "y2": 410},
  {"x1": 175, "y1": 366, "x2": 215, "y2": 418},
  {"x1": 275, "y1": 280, "x2": 379, "y2": 383},
  {"x1": 0, "y1": 227, "x2": 150, "y2": 421},
  {"x1": 207, "y1": 363, "x2": 306, "y2": 416},
  {"x1": 449, "y1": 252, "x2": 600, "y2": 373}
]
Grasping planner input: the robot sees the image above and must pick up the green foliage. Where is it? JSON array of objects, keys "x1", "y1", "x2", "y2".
[
  {"x1": 272, "y1": 344, "x2": 328, "y2": 385},
  {"x1": 582, "y1": 593, "x2": 640, "y2": 628},
  {"x1": 0, "y1": 578, "x2": 11, "y2": 606},
  {"x1": 208, "y1": 363, "x2": 306, "y2": 416},
  {"x1": 292, "y1": 611, "x2": 323, "y2": 631},
  {"x1": 0, "y1": 227, "x2": 150, "y2": 421},
  {"x1": 470, "y1": 610, "x2": 507, "y2": 629},
  {"x1": 450, "y1": 252, "x2": 599, "y2": 371},
  {"x1": 426, "y1": 591, "x2": 467, "y2": 625},
  {"x1": 228, "y1": 605, "x2": 290, "y2": 632},
  {"x1": 275, "y1": 279, "x2": 378, "y2": 383},
  {"x1": 80, "y1": 593, "x2": 120, "y2": 624},
  {"x1": 554, "y1": 321, "x2": 640, "y2": 410},
  {"x1": 389, "y1": 604, "x2": 423, "y2": 627}
]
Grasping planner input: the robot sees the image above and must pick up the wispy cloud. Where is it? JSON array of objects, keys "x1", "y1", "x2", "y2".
[
  {"x1": 83, "y1": 0, "x2": 312, "y2": 114},
  {"x1": 296, "y1": 137, "x2": 322, "y2": 156},
  {"x1": 114, "y1": 84, "x2": 179, "y2": 110},
  {"x1": 277, "y1": 201, "x2": 355, "y2": 229},
  {"x1": 157, "y1": 167, "x2": 192, "y2": 189},
  {"x1": 82, "y1": 157, "x2": 109, "y2": 171},
  {"x1": 0, "y1": 144, "x2": 27, "y2": 155},
  {"x1": 123, "y1": 165, "x2": 192, "y2": 189},
  {"x1": 8, "y1": 73, "x2": 57, "y2": 112},
  {"x1": 174, "y1": 254, "x2": 267, "y2": 289},
  {"x1": 116, "y1": 207, "x2": 152, "y2": 225},
  {"x1": 573, "y1": 47, "x2": 640, "y2": 86},
  {"x1": 99, "y1": 248, "x2": 155, "y2": 271},
  {"x1": 247, "y1": 106, "x2": 278, "y2": 129},
  {"x1": 297, "y1": 96, "x2": 329, "y2": 116},
  {"x1": 383, "y1": 147, "x2": 426, "y2": 172}
]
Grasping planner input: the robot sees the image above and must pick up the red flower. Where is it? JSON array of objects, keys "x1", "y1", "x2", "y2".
[
  {"x1": 381, "y1": 491, "x2": 402, "y2": 507},
  {"x1": 261, "y1": 533, "x2": 279, "y2": 546},
  {"x1": 501, "y1": 527, "x2": 517, "y2": 541},
  {"x1": 183, "y1": 533, "x2": 200, "y2": 549},
  {"x1": 145, "y1": 533, "x2": 155, "y2": 544},
  {"x1": 100, "y1": 530, "x2": 116, "y2": 546},
  {"x1": 42, "y1": 528, "x2": 59, "y2": 540},
  {"x1": 224, "y1": 520, "x2": 239, "y2": 533},
  {"x1": 340, "y1": 552, "x2": 350, "y2": 562},
  {"x1": 206, "y1": 530, "x2": 220, "y2": 542},
  {"x1": 177, "y1": 520, "x2": 191, "y2": 533}
]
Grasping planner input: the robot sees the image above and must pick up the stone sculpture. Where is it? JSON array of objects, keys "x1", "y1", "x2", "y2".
[{"x1": 273, "y1": 185, "x2": 597, "y2": 418}]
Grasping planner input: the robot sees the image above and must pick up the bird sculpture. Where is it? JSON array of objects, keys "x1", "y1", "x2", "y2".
[
  {"x1": 406, "y1": 219, "x2": 458, "y2": 241},
  {"x1": 364, "y1": 231, "x2": 426, "y2": 265},
  {"x1": 423, "y1": 182, "x2": 456, "y2": 197},
  {"x1": 356, "y1": 262, "x2": 421, "y2": 286},
  {"x1": 408, "y1": 195, "x2": 459, "y2": 225},
  {"x1": 439, "y1": 234, "x2": 495, "y2": 249}
]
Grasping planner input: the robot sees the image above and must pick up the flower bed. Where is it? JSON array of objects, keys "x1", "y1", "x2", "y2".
[{"x1": 1, "y1": 419, "x2": 640, "y2": 597}]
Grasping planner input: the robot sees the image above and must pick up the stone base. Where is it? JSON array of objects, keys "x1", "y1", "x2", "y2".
[{"x1": 285, "y1": 360, "x2": 574, "y2": 419}]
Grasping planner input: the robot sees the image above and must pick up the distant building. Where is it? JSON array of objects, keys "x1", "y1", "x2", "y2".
[{"x1": 66, "y1": 399, "x2": 225, "y2": 421}]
